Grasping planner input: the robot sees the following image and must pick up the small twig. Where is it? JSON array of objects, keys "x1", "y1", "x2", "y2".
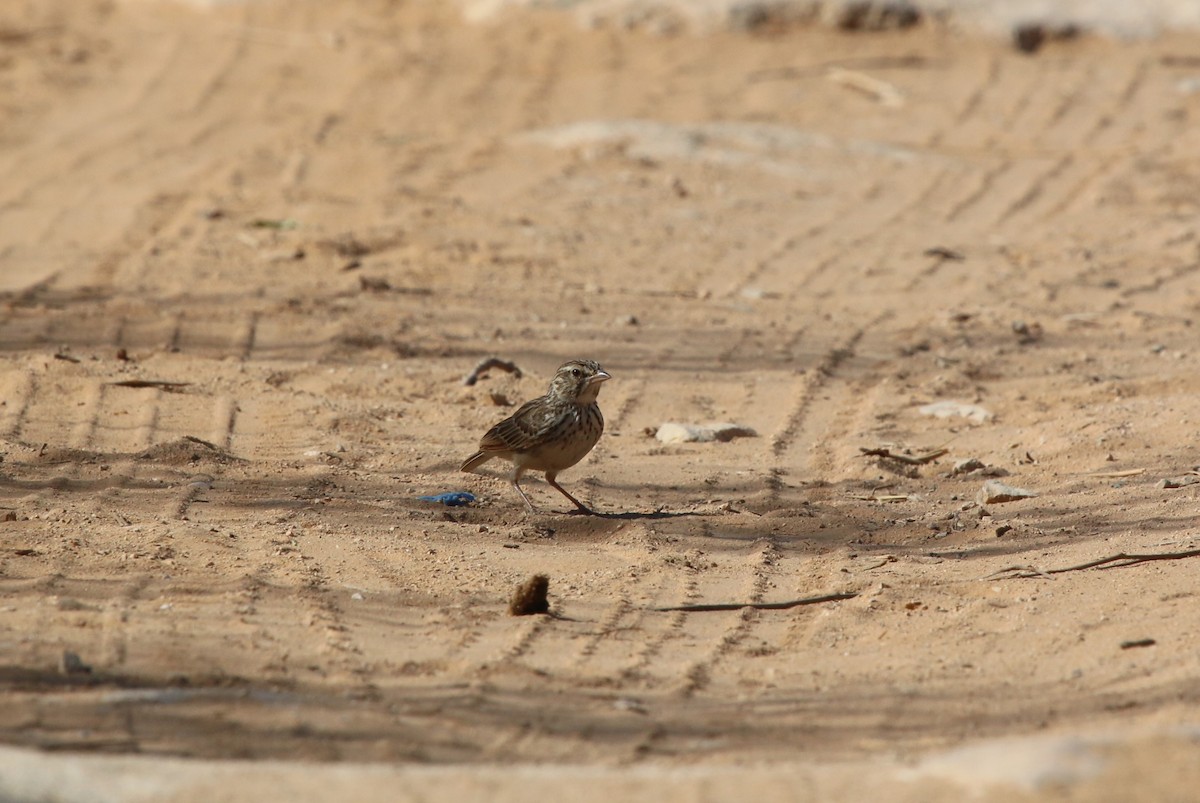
[
  {"x1": 826, "y1": 67, "x2": 905, "y2": 107},
  {"x1": 924, "y1": 246, "x2": 965, "y2": 261},
  {"x1": 984, "y1": 564, "x2": 1055, "y2": 581},
  {"x1": 849, "y1": 493, "x2": 911, "y2": 503},
  {"x1": 717, "y1": 500, "x2": 761, "y2": 516},
  {"x1": 987, "y1": 548, "x2": 1200, "y2": 580},
  {"x1": 847, "y1": 483, "x2": 908, "y2": 502},
  {"x1": 1120, "y1": 638, "x2": 1156, "y2": 650},
  {"x1": 181, "y1": 435, "x2": 221, "y2": 450},
  {"x1": 653, "y1": 591, "x2": 857, "y2": 613},
  {"x1": 1064, "y1": 549, "x2": 1200, "y2": 572},
  {"x1": 859, "y1": 447, "x2": 948, "y2": 465},
  {"x1": 749, "y1": 56, "x2": 927, "y2": 83},
  {"x1": 1162, "y1": 55, "x2": 1200, "y2": 67},
  {"x1": 109, "y1": 380, "x2": 190, "y2": 391},
  {"x1": 0, "y1": 25, "x2": 66, "y2": 46},
  {"x1": 463, "y1": 357, "x2": 523, "y2": 386}
]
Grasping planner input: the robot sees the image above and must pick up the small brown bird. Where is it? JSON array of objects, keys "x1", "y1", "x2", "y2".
[{"x1": 461, "y1": 359, "x2": 610, "y2": 514}]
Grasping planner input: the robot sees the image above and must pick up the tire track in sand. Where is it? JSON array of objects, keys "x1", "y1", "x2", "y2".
[
  {"x1": 568, "y1": 549, "x2": 702, "y2": 687},
  {"x1": 672, "y1": 539, "x2": 777, "y2": 698}
]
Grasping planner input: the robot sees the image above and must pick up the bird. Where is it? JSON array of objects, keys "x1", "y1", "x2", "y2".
[{"x1": 461, "y1": 359, "x2": 610, "y2": 514}]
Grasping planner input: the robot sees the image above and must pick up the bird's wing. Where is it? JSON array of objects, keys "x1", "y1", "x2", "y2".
[{"x1": 478, "y1": 397, "x2": 567, "y2": 453}]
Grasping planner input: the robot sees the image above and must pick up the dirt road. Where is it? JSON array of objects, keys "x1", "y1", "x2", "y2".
[{"x1": 2, "y1": 1, "x2": 1200, "y2": 798}]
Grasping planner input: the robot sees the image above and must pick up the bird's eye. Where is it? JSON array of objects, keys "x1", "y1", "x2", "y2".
[{"x1": 570, "y1": 368, "x2": 581, "y2": 377}]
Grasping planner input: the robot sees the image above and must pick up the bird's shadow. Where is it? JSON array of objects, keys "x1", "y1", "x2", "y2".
[{"x1": 570, "y1": 508, "x2": 695, "y2": 521}]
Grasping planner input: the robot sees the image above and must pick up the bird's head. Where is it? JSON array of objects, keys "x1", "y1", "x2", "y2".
[{"x1": 548, "y1": 359, "x2": 610, "y2": 404}]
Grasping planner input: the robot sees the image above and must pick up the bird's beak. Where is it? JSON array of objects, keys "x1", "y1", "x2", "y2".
[{"x1": 588, "y1": 370, "x2": 611, "y2": 386}]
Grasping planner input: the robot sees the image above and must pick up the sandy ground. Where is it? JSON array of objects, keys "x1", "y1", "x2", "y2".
[{"x1": 2, "y1": 0, "x2": 1200, "y2": 799}]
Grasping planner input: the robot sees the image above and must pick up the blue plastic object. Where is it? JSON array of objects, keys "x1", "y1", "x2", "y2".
[{"x1": 418, "y1": 491, "x2": 477, "y2": 507}]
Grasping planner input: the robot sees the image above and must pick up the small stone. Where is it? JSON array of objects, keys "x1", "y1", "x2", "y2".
[
  {"x1": 262, "y1": 246, "x2": 306, "y2": 263},
  {"x1": 1158, "y1": 475, "x2": 1200, "y2": 489},
  {"x1": 655, "y1": 422, "x2": 757, "y2": 444},
  {"x1": 951, "y1": 459, "x2": 1009, "y2": 478},
  {"x1": 1013, "y1": 24, "x2": 1045, "y2": 52},
  {"x1": 59, "y1": 650, "x2": 92, "y2": 677},
  {"x1": 351, "y1": 592, "x2": 364, "y2": 601},
  {"x1": 740, "y1": 287, "x2": 779, "y2": 300},
  {"x1": 951, "y1": 458, "x2": 986, "y2": 476},
  {"x1": 977, "y1": 480, "x2": 1038, "y2": 505},
  {"x1": 830, "y1": 1, "x2": 921, "y2": 31},
  {"x1": 1177, "y1": 77, "x2": 1200, "y2": 95},
  {"x1": 613, "y1": 698, "x2": 647, "y2": 713},
  {"x1": 656, "y1": 423, "x2": 705, "y2": 443},
  {"x1": 726, "y1": 2, "x2": 809, "y2": 32},
  {"x1": 919, "y1": 401, "x2": 993, "y2": 424},
  {"x1": 1012, "y1": 320, "x2": 1043, "y2": 344},
  {"x1": 1012, "y1": 22, "x2": 1081, "y2": 54}
]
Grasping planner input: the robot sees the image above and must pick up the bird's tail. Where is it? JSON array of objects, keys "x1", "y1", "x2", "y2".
[{"x1": 460, "y1": 451, "x2": 492, "y2": 473}]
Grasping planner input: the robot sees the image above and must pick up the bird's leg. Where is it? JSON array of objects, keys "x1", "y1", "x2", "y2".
[
  {"x1": 510, "y1": 467, "x2": 538, "y2": 513},
  {"x1": 511, "y1": 481, "x2": 538, "y2": 513},
  {"x1": 545, "y1": 472, "x2": 594, "y2": 515}
]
